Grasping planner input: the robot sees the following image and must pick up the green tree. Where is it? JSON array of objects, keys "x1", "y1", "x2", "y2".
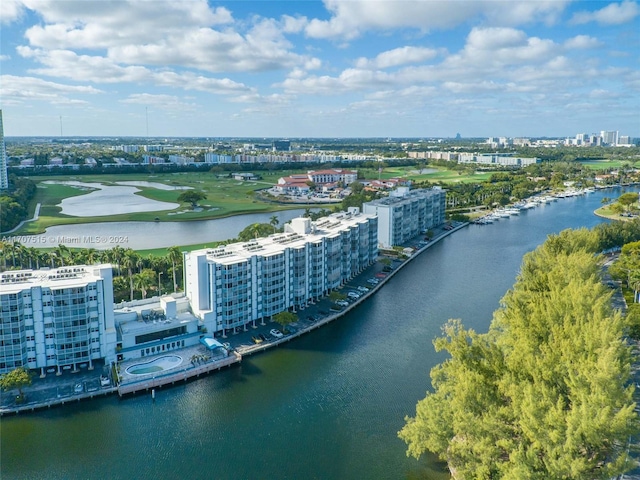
[
  {"x1": 177, "y1": 190, "x2": 207, "y2": 209},
  {"x1": 269, "y1": 215, "x2": 279, "y2": 233},
  {"x1": 0, "y1": 367, "x2": 32, "y2": 401},
  {"x1": 272, "y1": 311, "x2": 297, "y2": 331},
  {"x1": 610, "y1": 202, "x2": 625, "y2": 215},
  {"x1": 399, "y1": 232, "x2": 638, "y2": 479},
  {"x1": 350, "y1": 181, "x2": 364, "y2": 194},
  {"x1": 618, "y1": 192, "x2": 639, "y2": 211},
  {"x1": 237, "y1": 223, "x2": 273, "y2": 241},
  {"x1": 121, "y1": 249, "x2": 140, "y2": 301},
  {"x1": 167, "y1": 246, "x2": 181, "y2": 292},
  {"x1": 133, "y1": 269, "x2": 156, "y2": 299}
]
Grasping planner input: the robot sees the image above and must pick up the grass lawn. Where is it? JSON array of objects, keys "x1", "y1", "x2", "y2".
[
  {"x1": 15, "y1": 171, "x2": 307, "y2": 235},
  {"x1": 359, "y1": 165, "x2": 499, "y2": 183},
  {"x1": 16, "y1": 164, "x2": 493, "y2": 236},
  {"x1": 579, "y1": 159, "x2": 640, "y2": 170}
]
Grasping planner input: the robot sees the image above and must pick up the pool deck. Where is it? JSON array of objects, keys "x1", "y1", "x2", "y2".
[{"x1": 117, "y1": 345, "x2": 241, "y2": 396}]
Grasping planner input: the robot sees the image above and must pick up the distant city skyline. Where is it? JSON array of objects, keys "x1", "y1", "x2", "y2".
[{"x1": 1, "y1": 1, "x2": 639, "y2": 138}]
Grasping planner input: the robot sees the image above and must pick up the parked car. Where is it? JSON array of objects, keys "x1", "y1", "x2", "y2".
[
  {"x1": 270, "y1": 329, "x2": 284, "y2": 339},
  {"x1": 357, "y1": 286, "x2": 369, "y2": 293},
  {"x1": 74, "y1": 383, "x2": 84, "y2": 393},
  {"x1": 251, "y1": 336, "x2": 263, "y2": 344},
  {"x1": 347, "y1": 292, "x2": 360, "y2": 299},
  {"x1": 100, "y1": 376, "x2": 110, "y2": 387}
]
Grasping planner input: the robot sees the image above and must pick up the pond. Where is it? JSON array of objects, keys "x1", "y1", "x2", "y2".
[
  {"x1": 44, "y1": 181, "x2": 179, "y2": 217},
  {"x1": 15, "y1": 208, "x2": 314, "y2": 250}
]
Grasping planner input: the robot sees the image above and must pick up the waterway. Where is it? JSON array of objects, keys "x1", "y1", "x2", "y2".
[{"x1": 0, "y1": 188, "x2": 632, "y2": 480}]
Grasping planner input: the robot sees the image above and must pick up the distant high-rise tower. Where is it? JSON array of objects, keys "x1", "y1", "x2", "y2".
[{"x1": 0, "y1": 110, "x2": 8, "y2": 190}]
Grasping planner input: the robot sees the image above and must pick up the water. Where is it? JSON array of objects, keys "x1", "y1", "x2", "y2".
[
  {"x1": 0, "y1": 188, "x2": 628, "y2": 480},
  {"x1": 43, "y1": 181, "x2": 180, "y2": 216},
  {"x1": 11, "y1": 209, "x2": 312, "y2": 250}
]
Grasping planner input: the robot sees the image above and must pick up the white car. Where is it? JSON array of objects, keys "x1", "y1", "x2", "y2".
[{"x1": 270, "y1": 329, "x2": 284, "y2": 339}]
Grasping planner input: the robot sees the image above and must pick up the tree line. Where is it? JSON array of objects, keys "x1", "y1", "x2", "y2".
[
  {"x1": 399, "y1": 220, "x2": 640, "y2": 479},
  {"x1": 0, "y1": 176, "x2": 37, "y2": 232},
  {"x1": 0, "y1": 242, "x2": 184, "y2": 304}
]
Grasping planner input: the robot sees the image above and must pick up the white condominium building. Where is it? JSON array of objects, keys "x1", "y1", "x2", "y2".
[
  {"x1": 184, "y1": 208, "x2": 378, "y2": 337},
  {"x1": 363, "y1": 187, "x2": 446, "y2": 249},
  {"x1": 458, "y1": 153, "x2": 539, "y2": 167},
  {"x1": 0, "y1": 265, "x2": 117, "y2": 375}
]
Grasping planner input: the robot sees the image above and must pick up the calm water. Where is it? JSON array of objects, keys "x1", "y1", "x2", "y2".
[
  {"x1": 14, "y1": 209, "x2": 311, "y2": 249},
  {"x1": 0, "y1": 188, "x2": 628, "y2": 480}
]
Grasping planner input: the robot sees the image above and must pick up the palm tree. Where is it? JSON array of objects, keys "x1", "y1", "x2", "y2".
[
  {"x1": 26, "y1": 247, "x2": 39, "y2": 270},
  {"x1": 46, "y1": 252, "x2": 58, "y2": 268},
  {"x1": 251, "y1": 223, "x2": 261, "y2": 239},
  {"x1": 269, "y1": 215, "x2": 279, "y2": 233},
  {"x1": 54, "y1": 244, "x2": 70, "y2": 266},
  {"x1": 82, "y1": 248, "x2": 98, "y2": 265},
  {"x1": 14, "y1": 243, "x2": 27, "y2": 269},
  {"x1": 0, "y1": 239, "x2": 8, "y2": 271},
  {"x1": 7, "y1": 241, "x2": 20, "y2": 268},
  {"x1": 166, "y1": 246, "x2": 182, "y2": 293},
  {"x1": 121, "y1": 249, "x2": 140, "y2": 301},
  {"x1": 110, "y1": 245, "x2": 125, "y2": 276},
  {"x1": 133, "y1": 269, "x2": 156, "y2": 299},
  {"x1": 99, "y1": 249, "x2": 112, "y2": 265}
]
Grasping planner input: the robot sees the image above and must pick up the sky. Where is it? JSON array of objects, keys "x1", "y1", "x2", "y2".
[{"x1": 0, "y1": 0, "x2": 639, "y2": 138}]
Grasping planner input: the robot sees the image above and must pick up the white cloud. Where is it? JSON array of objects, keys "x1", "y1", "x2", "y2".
[
  {"x1": 18, "y1": 47, "x2": 253, "y2": 95},
  {"x1": 0, "y1": 0, "x2": 25, "y2": 24},
  {"x1": 306, "y1": 0, "x2": 570, "y2": 39},
  {"x1": 564, "y1": 35, "x2": 602, "y2": 49},
  {"x1": 355, "y1": 46, "x2": 438, "y2": 69},
  {"x1": 571, "y1": 1, "x2": 639, "y2": 25},
  {"x1": 280, "y1": 68, "x2": 394, "y2": 95},
  {"x1": 0, "y1": 54, "x2": 11, "y2": 61},
  {"x1": 17, "y1": 1, "x2": 318, "y2": 75},
  {"x1": 281, "y1": 26, "x2": 586, "y2": 105},
  {"x1": 120, "y1": 93, "x2": 196, "y2": 111},
  {"x1": 22, "y1": 0, "x2": 233, "y2": 49},
  {"x1": 443, "y1": 27, "x2": 559, "y2": 71},
  {"x1": 1, "y1": 74, "x2": 102, "y2": 105}
]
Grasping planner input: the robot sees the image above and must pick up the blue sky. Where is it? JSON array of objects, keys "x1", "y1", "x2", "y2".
[{"x1": 1, "y1": 0, "x2": 638, "y2": 138}]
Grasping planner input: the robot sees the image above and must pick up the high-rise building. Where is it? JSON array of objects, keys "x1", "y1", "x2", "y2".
[
  {"x1": 363, "y1": 187, "x2": 446, "y2": 248},
  {"x1": 0, "y1": 265, "x2": 117, "y2": 375},
  {"x1": 0, "y1": 110, "x2": 8, "y2": 190},
  {"x1": 600, "y1": 130, "x2": 619, "y2": 146},
  {"x1": 184, "y1": 209, "x2": 378, "y2": 337}
]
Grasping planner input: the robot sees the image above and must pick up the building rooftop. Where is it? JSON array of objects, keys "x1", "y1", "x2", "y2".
[
  {"x1": 189, "y1": 210, "x2": 375, "y2": 265},
  {"x1": 0, "y1": 264, "x2": 111, "y2": 294}
]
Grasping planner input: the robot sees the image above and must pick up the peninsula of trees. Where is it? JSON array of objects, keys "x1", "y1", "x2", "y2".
[{"x1": 399, "y1": 222, "x2": 640, "y2": 479}]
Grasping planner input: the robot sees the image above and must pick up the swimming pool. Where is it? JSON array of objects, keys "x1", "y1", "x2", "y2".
[{"x1": 125, "y1": 355, "x2": 183, "y2": 375}]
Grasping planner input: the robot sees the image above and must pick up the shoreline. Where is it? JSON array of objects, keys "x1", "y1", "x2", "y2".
[{"x1": 0, "y1": 222, "x2": 467, "y2": 416}]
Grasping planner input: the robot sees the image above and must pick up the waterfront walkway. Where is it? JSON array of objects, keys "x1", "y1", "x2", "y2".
[{"x1": 0, "y1": 221, "x2": 466, "y2": 415}]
